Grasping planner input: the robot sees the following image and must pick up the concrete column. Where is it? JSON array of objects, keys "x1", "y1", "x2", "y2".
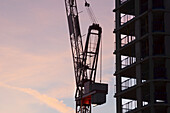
[
  {"x1": 115, "y1": 0, "x2": 120, "y2": 30},
  {"x1": 150, "y1": 82, "x2": 155, "y2": 113},
  {"x1": 115, "y1": 0, "x2": 120, "y2": 9},
  {"x1": 135, "y1": 0, "x2": 142, "y2": 112},
  {"x1": 116, "y1": 97, "x2": 122, "y2": 113},
  {"x1": 115, "y1": 1, "x2": 121, "y2": 72},
  {"x1": 164, "y1": 1, "x2": 170, "y2": 112},
  {"x1": 115, "y1": 1, "x2": 122, "y2": 113},
  {"x1": 148, "y1": 1, "x2": 155, "y2": 113},
  {"x1": 164, "y1": 12, "x2": 170, "y2": 56},
  {"x1": 166, "y1": 59, "x2": 170, "y2": 112},
  {"x1": 116, "y1": 75, "x2": 122, "y2": 113},
  {"x1": 164, "y1": 7, "x2": 170, "y2": 112},
  {"x1": 148, "y1": 0, "x2": 153, "y2": 80},
  {"x1": 165, "y1": 0, "x2": 170, "y2": 10}
]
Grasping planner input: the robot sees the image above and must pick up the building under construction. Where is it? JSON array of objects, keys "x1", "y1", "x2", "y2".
[{"x1": 114, "y1": 0, "x2": 170, "y2": 113}]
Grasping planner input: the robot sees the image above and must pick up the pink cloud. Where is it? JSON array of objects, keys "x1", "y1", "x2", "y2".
[
  {"x1": 0, "y1": 82, "x2": 74, "y2": 113},
  {"x1": 0, "y1": 46, "x2": 74, "y2": 98}
]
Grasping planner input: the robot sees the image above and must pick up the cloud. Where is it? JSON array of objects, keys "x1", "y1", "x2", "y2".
[
  {"x1": 46, "y1": 85, "x2": 75, "y2": 99},
  {"x1": 0, "y1": 46, "x2": 74, "y2": 99},
  {"x1": 0, "y1": 82, "x2": 74, "y2": 113}
]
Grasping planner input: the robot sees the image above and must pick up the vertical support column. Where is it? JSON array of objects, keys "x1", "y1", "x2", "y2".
[
  {"x1": 135, "y1": 0, "x2": 142, "y2": 112},
  {"x1": 166, "y1": 38, "x2": 170, "y2": 113},
  {"x1": 115, "y1": 0, "x2": 122, "y2": 113},
  {"x1": 164, "y1": 1, "x2": 170, "y2": 112},
  {"x1": 148, "y1": 0, "x2": 153, "y2": 80},
  {"x1": 150, "y1": 82, "x2": 155, "y2": 113},
  {"x1": 166, "y1": 59, "x2": 170, "y2": 113},
  {"x1": 115, "y1": 0, "x2": 121, "y2": 72},
  {"x1": 116, "y1": 76, "x2": 122, "y2": 113},
  {"x1": 148, "y1": 0, "x2": 155, "y2": 113},
  {"x1": 148, "y1": 0, "x2": 153, "y2": 59}
]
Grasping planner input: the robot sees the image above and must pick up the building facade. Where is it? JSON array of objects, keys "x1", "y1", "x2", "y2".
[{"x1": 113, "y1": 0, "x2": 170, "y2": 113}]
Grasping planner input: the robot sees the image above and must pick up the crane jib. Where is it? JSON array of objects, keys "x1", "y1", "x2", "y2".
[{"x1": 68, "y1": 15, "x2": 81, "y2": 37}]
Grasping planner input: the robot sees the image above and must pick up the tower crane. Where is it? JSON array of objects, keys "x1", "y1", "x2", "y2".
[{"x1": 64, "y1": 0, "x2": 108, "y2": 112}]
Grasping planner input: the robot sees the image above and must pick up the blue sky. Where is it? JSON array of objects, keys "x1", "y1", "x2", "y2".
[{"x1": 0, "y1": 0, "x2": 116, "y2": 113}]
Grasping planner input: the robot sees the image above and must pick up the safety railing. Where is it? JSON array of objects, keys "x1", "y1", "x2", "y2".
[
  {"x1": 121, "y1": 78, "x2": 136, "y2": 91},
  {"x1": 122, "y1": 100, "x2": 137, "y2": 113},
  {"x1": 121, "y1": 56, "x2": 136, "y2": 68},
  {"x1": 121, "y1": 35, "x2": 136, "y2": 47},
  {"x1": 121, "y1": 14, "x2": 135, "y2": 25}
]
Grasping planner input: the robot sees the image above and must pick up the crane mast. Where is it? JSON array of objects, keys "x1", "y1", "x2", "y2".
[{"x1": 64, "y1": 0, "x2": 108, "y2": 112}]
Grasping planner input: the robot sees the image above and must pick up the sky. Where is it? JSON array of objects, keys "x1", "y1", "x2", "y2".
[{"x1": 0, "y1": 0, "x2": 115, "y2": 113}]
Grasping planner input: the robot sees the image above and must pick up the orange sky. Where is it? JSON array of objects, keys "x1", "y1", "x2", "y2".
[{"x1": 0, "y1": 0, "x2": 115, "y2": 113}]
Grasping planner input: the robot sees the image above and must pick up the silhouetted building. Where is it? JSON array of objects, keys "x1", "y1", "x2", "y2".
[{"x1": 113, "y1": 0, "x2": 170, "y2": 113}]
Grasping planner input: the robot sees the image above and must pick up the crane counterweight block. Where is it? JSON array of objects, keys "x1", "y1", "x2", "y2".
[{"x1": 84, "y1": 80, "x2": 108, "y2": 105}]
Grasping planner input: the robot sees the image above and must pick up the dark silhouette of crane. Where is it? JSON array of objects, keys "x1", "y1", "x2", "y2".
[{"x1": 64, "y1": 0, "x2": 108, "y2": 112}]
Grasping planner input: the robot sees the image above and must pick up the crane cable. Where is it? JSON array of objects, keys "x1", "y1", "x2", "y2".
[{"x1": 84, "y1": 0, "x2": 98, "y2": 24}]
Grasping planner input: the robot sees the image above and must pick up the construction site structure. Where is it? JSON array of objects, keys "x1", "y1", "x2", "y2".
[
  {"x1": 114, "y1": 0, "x2": 170, "y2": 113},
  {"x1": 64, "y1": 0, "x2": 108, "y2": 112}
]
